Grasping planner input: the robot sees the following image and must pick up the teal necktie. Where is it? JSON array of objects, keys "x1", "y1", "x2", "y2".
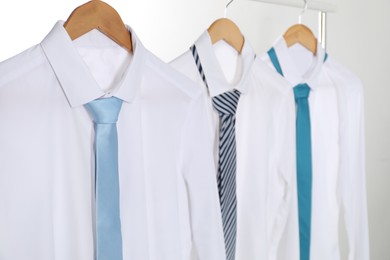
[
  {"x1": 85, "y1": 97, "x2": 124, "y2": 260},
  {"x1": 294, "y1": 84, "x2": 312, "y2": 260},
  {"x1": 268, "y1": 48, "x2": 316, "y2": 260}
]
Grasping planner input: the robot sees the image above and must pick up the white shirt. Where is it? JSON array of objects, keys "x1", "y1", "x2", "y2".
[
  {"x1": 262, "y1": 37, "x2": 370, "y2": 260},
  {"x1": 0, "y1": 21, "x2": 226, "y2": 260},
  {"x1": 170, "y1": 32, "x2": 296, "y2": 260}
]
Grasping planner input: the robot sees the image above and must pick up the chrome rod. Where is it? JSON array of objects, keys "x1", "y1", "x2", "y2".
[{"x1": 318, "y1": 11, "x2": 327, "y2": 50}]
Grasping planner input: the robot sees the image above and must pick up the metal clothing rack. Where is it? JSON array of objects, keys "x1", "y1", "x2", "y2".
[{"x1": 249, "y1": 0, "x2": 338, "y2": 50}]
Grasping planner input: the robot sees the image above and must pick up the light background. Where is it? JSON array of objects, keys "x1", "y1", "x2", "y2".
[{"x1": 0, "y1": 0, "x2": 389, "y2": 259}]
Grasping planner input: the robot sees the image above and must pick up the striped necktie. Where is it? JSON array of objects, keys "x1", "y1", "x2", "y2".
[
  {"x1": 268, "y1": 47, "x2": 324, "y2": 260},
  {"x1": 85, "y1": 97, "x2": 124, "y2": 260},
  {"x1": 191, "y1": 45, "x2": 240, "y2": 260}
]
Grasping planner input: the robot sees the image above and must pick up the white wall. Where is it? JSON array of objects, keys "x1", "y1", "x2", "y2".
[{"x1": 1, "y1": 0, "x2": 389, "y2": 259}]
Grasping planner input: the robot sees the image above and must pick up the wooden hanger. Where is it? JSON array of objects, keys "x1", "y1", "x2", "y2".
[
  {"x1": 207, "y1": 18, "x2": 245, "y2": 54},
  {"x1": 283, "y1": 0, "x2": 317, "y2": 55},
  {"x1": 207, "y1": 0, "x2": 244, "y2": 54},
  {"x1": 283, "y1": 24, "x2": 317, "y2": 55},
  {"x1": 64, "y1": 0, "x2": 132, "y2": 52}
]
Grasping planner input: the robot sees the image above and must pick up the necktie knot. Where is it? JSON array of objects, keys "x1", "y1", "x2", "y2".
[
  {"x1": 85, "y1": 97, "x2": 123, "y2": 124},
  {"x1": 294, "y1": 83, "x2": 311, "y2": 100},
  {"x1": 212, "y1": 90, "x2": 241, "y2": 116}
]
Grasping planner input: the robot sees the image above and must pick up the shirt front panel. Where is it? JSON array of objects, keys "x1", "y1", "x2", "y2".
[
  {"x1": 0, "y1": 22, "x2": 225, "y2": 260},
  {"x1": 170, "y1": 33, "x2": 295, "y2": 260},
  {"x1": 261, "y1": 37, "x2": 369, "y2": 260}
]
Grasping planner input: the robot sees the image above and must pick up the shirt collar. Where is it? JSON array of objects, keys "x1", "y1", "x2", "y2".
[
  {"x1": 272, "y1": 35, "x2": 325, "y2": 90},
  {"x1": 40, "y1": 21, "x2": 146, "y2": 107},
  {"x1": 194, "y1": 31, "x2": 256, "y2": 97}
]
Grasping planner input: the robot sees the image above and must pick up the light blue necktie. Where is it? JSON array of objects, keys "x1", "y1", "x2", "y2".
[
  {"x1": 268, "y1": 47, "x2": 318, "y2": 260},
  {"x1": 85, "y1": 97, "x2": 123, "y2": 260}
]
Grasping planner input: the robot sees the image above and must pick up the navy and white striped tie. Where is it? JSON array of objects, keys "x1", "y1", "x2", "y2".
[
  {"x1": 191, "y1": 45, "x2": 240, "y2": 260},
  {"x1": 213, "y1": 90, "x2": 241, "y2": 260}
]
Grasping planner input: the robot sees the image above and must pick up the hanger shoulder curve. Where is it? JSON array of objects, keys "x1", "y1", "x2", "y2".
[
  {"x1": 207, "y1": 18, "x2": 244, "y2": 54},
  {"x1": 283, "y1": 24, "x2": 317, "y2": 54},
  {"x1": 64, "y1": 0, "x2": 132, "y2": 52}
]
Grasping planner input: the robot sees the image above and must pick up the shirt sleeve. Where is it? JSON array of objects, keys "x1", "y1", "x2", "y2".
[
  {"x1": 179, "y1": 95, "x2": 226, "y2": 260},
  {"x1": 339, "y1": 79, "x2": 370, "y2": 260}
]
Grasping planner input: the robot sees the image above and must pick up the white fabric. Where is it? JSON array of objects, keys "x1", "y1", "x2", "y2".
[
  {"x1": 170, "y1": 32, "x2": 296, "y2": 260},
  {"x1": 0, "y1": 21, "x2": 226, "y2": 260},
  {"x1": 261, "y1": 37, "x2": 370, "y2": 260}
]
